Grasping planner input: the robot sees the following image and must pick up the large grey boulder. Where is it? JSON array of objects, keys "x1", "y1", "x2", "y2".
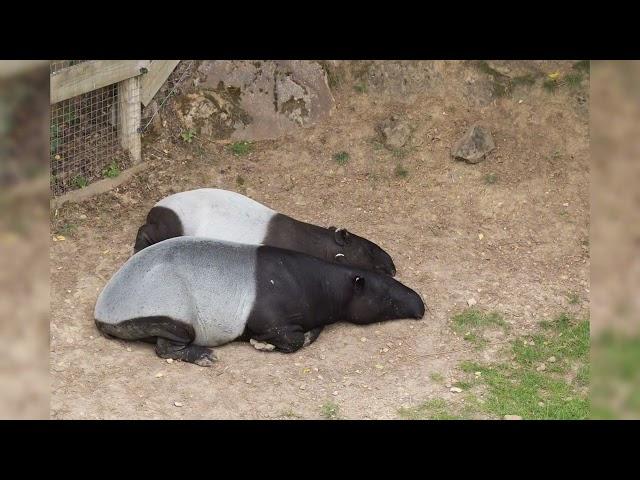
[
  {"x1": 451, "y1": 124, "x2": 495, "y2": 164},
  {"x1": 176, "y1": 60, "x2": 335, "y2": 141}
]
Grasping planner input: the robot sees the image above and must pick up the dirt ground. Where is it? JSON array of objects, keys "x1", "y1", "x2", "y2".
[{"x1": 50, "y1": 60, "x2": 589, "y2": 419}]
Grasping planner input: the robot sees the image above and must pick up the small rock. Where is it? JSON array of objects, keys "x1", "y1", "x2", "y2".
[
  {"x1": 548, "y1": 356, "x2": 557, "y2": 363},
  {"x1": 245, "y1": 379, "x2": 252, "y2": 384},
  {"x1": 360, "y1": 337, "x2": 367, "y2": 342},
  {"x1": 382, "y1": 347, "x2": 389, "y2": 353},
  {"x1": 503, "y1": 415, "x2": 522, "y2": 420},
  {"x1": 332, "y1": 391, "x2": 339, "y2": 396},
  {"x1": 451, "y1": 123, "x2": 495, "y2": 164},
  {"x1": 445, "y1": 382, "x2": 452, "y2": 388},
  {"x1": 474, "y1": 371, "x2": 482, "y2": 377},
  {"x1": 467, "y1": 298, "x2": 477, "y2": 307},
  {"x1": 174, "y1": 401, "x2": 183, "y2": 407},
  {"x1": 538, "y1": 402, "x2": 545, "y2": 407},
  {"x1": 126, "y1": 347, "x2": 132, "y2": 352},
  {"x1": 155, "y1": 372, "x2": 164, "y2": 378},
  {"x1": 299, "y1": 384, "x2": 306, "y2": 390},
  {"x1": 450, "y1": 387, "x2": 463, "y2": 393},
  {"x1": 378, "y1": 116, "x2": 411, "y2": 149},
  {"x1": 79, "y1": 214, "x2": 87, "y2": 220},
  {"x1": 536, "y1": 363, "x2": 547, "y2": 372}
]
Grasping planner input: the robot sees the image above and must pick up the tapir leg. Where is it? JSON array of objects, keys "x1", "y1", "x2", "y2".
[
  {"x1": 303, "y1": 326, "x2": 324, "y2": 347},
  {"x1": 251, "y1": 324, "x2": 306, "y2": 353},
  {"x1": 155, "y1": 338, "x2": 217, "y2": 367},
  {"x1": 95, "y1": 317, "x2": 217, "y2": 367}
]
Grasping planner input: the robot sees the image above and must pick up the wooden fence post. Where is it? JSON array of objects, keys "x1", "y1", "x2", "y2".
[{"x1": 118, "y1": 76, "x2": 142, "y2": 164}]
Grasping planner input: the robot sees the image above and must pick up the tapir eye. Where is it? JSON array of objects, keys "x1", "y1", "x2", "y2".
[
  {"x1": 353, "y1": 276, "x2": 365, "y2": 292},
  {"x1": 335, "y1": 228, "x2": 351, "y2": 246},
  {"x1": 335, "y1": 253, "x2": 346, "y2": 261}
]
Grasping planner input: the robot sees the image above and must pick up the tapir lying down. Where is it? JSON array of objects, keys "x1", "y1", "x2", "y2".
[
  {"x1": 95, "y1": 237, "x2": 424, "y2": 366},
  {"x1": 133, "y1": 188, "x2": 397, "y2": 276}
]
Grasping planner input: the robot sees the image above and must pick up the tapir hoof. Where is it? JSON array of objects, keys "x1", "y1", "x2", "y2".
[{"x1": 194, "y1": 350, "x2": 218, "y2": 367}]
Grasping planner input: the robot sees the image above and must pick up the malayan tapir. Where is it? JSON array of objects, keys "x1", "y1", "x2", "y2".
[
  {"x1": 133, "y1": 188, "x2": 397, "y2": 276},
  {"x1": 95, "y1": 237, "x2": 425, "y2": 366}
]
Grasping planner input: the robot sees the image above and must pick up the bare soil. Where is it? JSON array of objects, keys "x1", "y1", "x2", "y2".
[{"x1": 50, "y1": 60, "x2": 589, "y2": 419}]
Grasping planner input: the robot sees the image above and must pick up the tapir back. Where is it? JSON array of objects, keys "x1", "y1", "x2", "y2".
[
  {"x1": 156, "y1": 188, "x2": 275, "y2": 245},
  {"x1": 95, "y1": 237, "x2": 258, "y2": 346}
]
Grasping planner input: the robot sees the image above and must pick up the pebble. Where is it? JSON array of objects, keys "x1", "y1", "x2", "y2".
[
  {"x1": 538, "y1": 402, "x2": 545, "y2": 407},
  {"x1": 245, "y1": 379, "x2": 252, "y2": 384},
  {"x1": 382, "y1": 348, "x2": 389, "y2": 353},
  {"x1": 375, "y1": 364, "x2": 384, "y2": 369},
  {"x1": 474, "y1": 371, "x2": 482, "y2": 377},
  {"x1": 89, "y1": 336, "x2": 94, "y2": 340},
  {"x1": 155, "y1": 372, "x2": 164, "y2": 378},
  {"x1": 166, "y1": 358, "x2": 174, "y2": 364},
  {"x1": 548, "y1": 356, "x2": 557, "y2": 363},
  {"x1": 536, "y1": 363, "x2": 547, "y2": 372},
  {"x1": 360, "y1": 337, "x2": 367, "y2": 342},
  {"x1": 299, "y1": 385, "x2": 306, "y2": 390},
  {"x1": 450, "y1": 387, "x2": 463, "y2": 393},
  {"x1": 126, "y1": 347, "x2": 132, "y2": 352},
  {"x1": 503, "y1": 415, "x2": 522, "y2": 420},
  {"x1": 332, "y1": 391, "x2": 339, "y2": 396},
  {"x1": 79, "y1": 214, "x2": 87, "y2": 220},
  {"x1": 174, "y1": 402, "x2": 183, "y2": 407},
  {"x1": 467, "y1": 298, "x2": 477, "y2": 307}
]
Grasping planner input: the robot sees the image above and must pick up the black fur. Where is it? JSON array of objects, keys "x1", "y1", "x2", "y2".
[
  {"x1": 242, "y1": 246, "x2": 423, "y2": 353},
  {"x1": 95, "y1": 316, "x2": 215, "y2": 366},
  {"x1": 133, "y1": 206, "x2": 183, "y2": 254}
]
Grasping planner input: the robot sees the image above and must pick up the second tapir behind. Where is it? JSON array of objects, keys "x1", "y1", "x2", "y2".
[{"x1": 133, "y1": 188, "x2": 397, "y2": 275}]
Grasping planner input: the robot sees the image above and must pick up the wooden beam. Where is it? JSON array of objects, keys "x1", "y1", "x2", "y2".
[
  {"x1": 140, "y1": 60, "x2": 180, "y2": 106},
  {"x1": 50, "y1": 60, "x2": 150, "y2": 104},
  {"x1": 118, "y1": 77, "x2": 142, "y2": 164}
]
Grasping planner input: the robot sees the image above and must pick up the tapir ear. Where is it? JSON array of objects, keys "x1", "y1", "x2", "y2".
[
  {"x1": 353, "y1": 275, "x2": 365, "y2": 293},
  {"x1": 334, "y1": 228, "x2": 351, "y2": 246}
]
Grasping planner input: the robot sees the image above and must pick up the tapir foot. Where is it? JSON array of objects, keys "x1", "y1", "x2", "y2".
[
  {"x1": 155, "y1": 338, "x2": 217, "y2": 367},
  {"x1": 250, "y1": 338, "x2": 276, "y2": 351},
  {"x1": 303, "y1": 326, "x2": 324, "y2": 347}
]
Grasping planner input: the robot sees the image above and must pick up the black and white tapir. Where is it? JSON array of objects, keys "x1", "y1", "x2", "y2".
[
  {"x1": 95, "y1": 237, "x2": 425, "y2": 366},
  {"x1": 133, "y1": 188, "x2": 397, "y2": 276}
]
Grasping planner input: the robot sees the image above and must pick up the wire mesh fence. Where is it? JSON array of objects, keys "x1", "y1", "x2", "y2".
[
  {"x1": 50, "y1": 62, "x2": 136, "y2": 196},
  {"x1": 50, "y1": 60, "x2": 191, "y2": 196}
]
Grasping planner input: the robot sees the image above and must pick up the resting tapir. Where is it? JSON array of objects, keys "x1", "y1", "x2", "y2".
[
  {"x1": 133, "y1": 188, "x2": 397, "y2": 276},
  {"x1": 95, "y1": 237, "x2": 424, "y2": 366}
]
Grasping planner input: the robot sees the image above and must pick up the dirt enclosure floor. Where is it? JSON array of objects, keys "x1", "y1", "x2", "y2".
[{"x1": 50, "y1": 60, "x2": 590, "y2": 419}]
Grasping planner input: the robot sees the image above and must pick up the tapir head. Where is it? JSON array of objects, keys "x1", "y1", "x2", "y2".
[
  {"x1": 328, "y1": 227, "x2": 397, "y2": 276},
  {"x1": 343, "y1": 270, "x2": 425, "y2": 324}
]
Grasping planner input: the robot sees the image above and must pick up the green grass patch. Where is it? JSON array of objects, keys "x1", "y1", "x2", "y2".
[
  {"x1": 333, "y1": 151, "x2": 350, "y2": 166},
  {"x1": 398, "y1": 398, "x2": 462, "y2": 420},
  {"x1": 511, "y1": 73, "x2": 538, "y2": 88},
  {"x1": 452, "y1": 309, "x2": 507, "y2": 348},
  {"x1": 453, "y1": 309, "x2": 506, "y2": 331},
  {"x1": 229, "y1": 141, "x2": 252, "y2": 156},
  {"x1": 72, "y1": 175, "x2": 88, "y2": 189},
  {"x1": 567, "y1": 292, "x2": 580, "y2": 305},
  {"x1": 484, "y1": 173, "x2": 498, "y2": 185},
  {"x1": 180, "y1": 129, "x2": 196, "y2": 143},
  {"x1": 320, "y1": 401, "x2": 340, "y2": 420},
  {"x1": 573, "y1": 60, "x2": 590, "y2": 73},
  {"x1": 102, "y1": 161, "x2": 120, "y2": 178},
  {"x1": 394, "y1": 164, "x2": 408, "y2": 178},
  {"x1": 429, "y1": 372, "x2": 444, "y2": 383},
  {"x1": 54, "y1": 222, "x2": 77, "y2": 237},
  {"x1": 353, "y1": 82, "x2": 368, "y2": 93},
  {"x1": 564, "y1": 72, "x2": 584, "y2": 89},
  {"x1": 457, "y1": 312, "x2": 590, "y2": 419},
  {"x1": 543, "y1": 78, "x2": 559, "y2": 93}
]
